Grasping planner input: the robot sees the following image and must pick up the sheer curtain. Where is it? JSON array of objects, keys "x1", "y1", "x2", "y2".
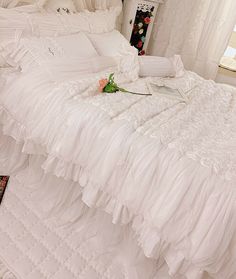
[{"x1": 149, "y1": 0, "x2": 236, "y2": 79}]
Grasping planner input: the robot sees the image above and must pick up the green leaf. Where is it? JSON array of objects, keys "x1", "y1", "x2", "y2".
[
  {"x1": 109, "y1": 73, "x2": 114, "y2": 83},
  {"x1": 104, "y1": 84, "x2": 118, "y2": 93}
]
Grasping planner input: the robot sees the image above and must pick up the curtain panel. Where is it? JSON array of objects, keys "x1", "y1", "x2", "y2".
[{"x1": 149, "y1": 0, "x2": 236, "y2": 80}]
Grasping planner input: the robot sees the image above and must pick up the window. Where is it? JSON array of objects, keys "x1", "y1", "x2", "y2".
[{"x1": 220, "y1": 25, "x2": 236, "y2": 72}]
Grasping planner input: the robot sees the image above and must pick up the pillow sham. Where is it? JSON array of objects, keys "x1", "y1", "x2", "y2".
[
  {"x1": 0, "y1": 6, "x2": 119, "y2": 66},
  {"x1": 3, "y1": 32, "x2": 98, "y2": 72},
  {"x1": 87, "y1": 30, "x2": 130, "y2": 56},
  {"x1": 44, "y1": 0, "x2": 77, "y2": 14},
  {"x1": 42, "y1": 56, "x2": 119, "y2": 82},
  {"x1": 0, "y1": 6, "x2": 119, "y2": 36},
  {"x1": 138, "y1": 56, "x2": 179, "y2": 78},
  {"x1": 86, "y1": 30, "x2": 140, "y2": 81}
]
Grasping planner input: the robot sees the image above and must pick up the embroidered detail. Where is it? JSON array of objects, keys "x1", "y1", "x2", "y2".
[{"x1": 48, "y1": 47, "x2": 55, "y2": 56}]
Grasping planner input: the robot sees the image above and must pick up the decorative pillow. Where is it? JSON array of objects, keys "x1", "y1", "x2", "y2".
[
  {"x1": 3, "y1": 32, "x2": 98, "y2": 72},
  {"x1": 170, "y1": 55, "x2": 185, "y2": 77},
  {"x1": 86, "y1": 30, "x2": 140, "y2": 81},
  {"x1": 139, "y1": 56, "x2": 176, "y2": 78},
  {"x1": 44, "y1": 0, "x2": 77, "y2": 14},
  {"x1": 87, "y1": 30, "x2": 130, "y2": 56},
  {"x1": 74, "y1": 0, "x2": 122, "y2": 12},
  {"x1": 42, "y1": 56, "x2": 119, "y2": 82},
  {"x1": 0, "y1": 6, "x2": 119, "y2": 66},
  {"x1": 0, "y1": 6, "x2": 119, "y2": 39}
]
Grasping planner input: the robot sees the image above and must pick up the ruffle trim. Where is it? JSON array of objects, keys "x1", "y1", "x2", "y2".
[
  {"x1": 23, "y1": 156, "x2": 217, "y2": 279},
  {"x1": 0, "y1": 105, "x2": 234, "y2": 279}
]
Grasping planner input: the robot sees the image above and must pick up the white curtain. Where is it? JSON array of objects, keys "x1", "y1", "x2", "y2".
[{"x1": 149, "y1": 0, "x2": 236, "y2": 80}]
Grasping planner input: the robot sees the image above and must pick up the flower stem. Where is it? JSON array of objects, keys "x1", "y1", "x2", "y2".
[{"x1": 118, "y1": 88, "x2": 152, "y2": 96}]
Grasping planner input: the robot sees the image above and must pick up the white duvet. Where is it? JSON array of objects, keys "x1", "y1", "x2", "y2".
[{"x1": 0, "y1": 63, "x2": 236, "y2": 279}]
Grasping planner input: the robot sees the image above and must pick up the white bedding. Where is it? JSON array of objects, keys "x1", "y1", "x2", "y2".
[
  {"x1": 0, "y1": 151, "x2": 162, "y2": 279},
  {"x1": 0, "y1": 56, "x2": 236, "y2": 279}
]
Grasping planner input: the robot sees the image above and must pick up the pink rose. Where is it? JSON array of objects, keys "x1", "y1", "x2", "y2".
[
  {"x1": 137, "y1": 40, "x2": 143, "y2": 48},
  {"x1": 144, "y1": 17, "x2": 151, "y2": 24},
  {"x1": 139, "y1": 50, "x2": 146, "y2": 56},
  {"x1": 99, "y1": 79, "x2": 108, "y2": 92}
]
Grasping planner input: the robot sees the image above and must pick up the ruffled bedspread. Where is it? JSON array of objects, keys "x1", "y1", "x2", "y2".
[{"x1": 0, "y1": 67, "x2": 236, "y2": 279}]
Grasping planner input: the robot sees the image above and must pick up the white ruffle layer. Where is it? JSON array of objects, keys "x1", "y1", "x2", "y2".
[
  {"x1": 0, "y1": 130, "x2": 28, "y2": 175},
  {"x1": 0, "y1": 104, "x2": 235, "y2": 279},
  {"x1": 0, "y1": 70, "x2": 236, "y2": 279}
]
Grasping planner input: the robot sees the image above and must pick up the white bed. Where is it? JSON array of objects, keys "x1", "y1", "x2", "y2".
[{"x1": 0, "y1": 1, "x2": 236, "y2": 279}]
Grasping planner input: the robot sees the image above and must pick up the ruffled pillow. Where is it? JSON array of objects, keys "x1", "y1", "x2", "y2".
[
  {"x1": 2, "y1": 32, "x2": 98, "y2": 72},
  {"x1": 86, "y1": 30, "x2": 140, "y2": 81},
  {"x1": 0, "y1": 5, "x2": 120, "y2": 67},
  {"x1": 43, "y1": 0, "x2": 77, "y2": 14},
  {"x1": 139, "y1": 55, "x2": 185, "y2": 78},
  {"x1": 87, "y1": 30, "x2": 130, "y2": 56},
  {"x1": 0, "y1": 6, "x2": 120, "y2": 36}
]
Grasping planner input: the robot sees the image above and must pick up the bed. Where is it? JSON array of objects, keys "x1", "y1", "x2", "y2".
[{"x1": 0, "y1": 1, "x2": 236, "y2": 279}]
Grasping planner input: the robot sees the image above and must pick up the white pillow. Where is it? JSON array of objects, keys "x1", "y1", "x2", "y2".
[
  {"x1": 170, "y1": 55, "x2": 185, "y2": 77},
  {"x1": 87, "y1": 30, "x2": 140, "y2": 81},
  {"x1": 0, "y1": 6, "x2": 119, "y2": 36},
  {"x1": 87, "y1": 30, "x2": 130, "y2": 56},
  {"x1": 139, "y1": 56, "x2": 176, "y2": 78},
  {"x1": 43, "y1": 56, "x2": 119, "y2": 82},
  {"x1": 44, "y1": 0, "x2": 77, "y2": 14},
  {"x1": 53, "y1": 33, "x2": 98, "y2": 58},
  {"x1": 0, "y1": 6, "x2": 119, "y2": 67},
  {"x1": 3, "y1": 32, "x2": 98, "y2": 72}
]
